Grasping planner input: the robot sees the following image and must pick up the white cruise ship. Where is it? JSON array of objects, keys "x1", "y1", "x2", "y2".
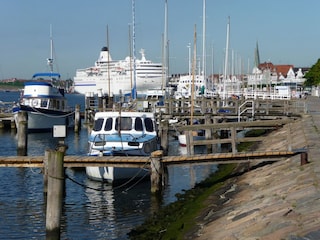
[{"x1": 73, "y1": 47, "x2": 165, "y2": 96}]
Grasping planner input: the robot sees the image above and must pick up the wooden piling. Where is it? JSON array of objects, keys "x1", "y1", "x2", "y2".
[
  {"x1": 17, "y1": 111, "x2": 28, "y2": 156},
  {"x1": 159, "y1": 120, "x2": 169, "y2": 156},
  {"x1": 150, "y1": 150, "x2": 163, "y2": 194},
  {"x1": 43, "y1": 150, "x2": 49, "y2": 196},
  {"x1": 205, "y1": 113, "x2": 212, "y2": 153},
  {"x1": 45, "y1": 147, "x2": 65, "y2": 240},
  {"x1": 74, "y1": 104, "x2": 81, "y2": 133}
]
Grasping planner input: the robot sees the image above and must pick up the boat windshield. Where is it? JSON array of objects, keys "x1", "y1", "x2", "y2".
[
  {"x1": 93, "y1": 118, "x2": 104, "y2": 131},
  {"x1": 115, "y1": 117, "x2": 132, "y2": 131},
  {"x1": 145, "y1": 118, "x2": 154, "y2": 132},
  {"x1": 134, "y1": 117, "x2": 143, "y2": 131},
  {"x1": 104, "y1": 118, "x2": 113, "y2": 131}
]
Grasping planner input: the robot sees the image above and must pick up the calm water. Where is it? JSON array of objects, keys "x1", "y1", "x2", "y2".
[{"x1": 0, "y1": 91, "x2": 217, "y2": 239}]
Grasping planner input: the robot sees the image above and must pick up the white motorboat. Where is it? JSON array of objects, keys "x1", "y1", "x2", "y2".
[
  {"x1": 86, "y1": 111, "x2": 159, "y2": 182},
  {"x1": 12, "y1": 27, "x2": 74, "y2": 132},
  {"x1": 12, "y1": 77, "x2": 74, "y2": 132}
]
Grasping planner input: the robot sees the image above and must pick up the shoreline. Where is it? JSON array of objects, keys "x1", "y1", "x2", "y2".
[{"x1": 191, "y1": 97, "x2": 320, "y2": 239}]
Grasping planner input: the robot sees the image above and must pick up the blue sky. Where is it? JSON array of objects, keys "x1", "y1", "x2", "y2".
[{"x1": 0, "y1": 0, "x2": 319, "y2": 79}]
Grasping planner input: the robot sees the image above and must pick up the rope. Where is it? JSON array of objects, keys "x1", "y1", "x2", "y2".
[
  {"x1": 30, "y1": 105, "x2": 76, "y2": 118},
  {"x1": 65, "y1": 157, "x2": 152, "y2": 192}
]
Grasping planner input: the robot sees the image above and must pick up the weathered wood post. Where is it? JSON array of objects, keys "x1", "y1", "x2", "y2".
[
  {"x1": 186, "y1": 130, "x2": 194, "y2": 155},
  {"x1": 159, "y1": 119, "x2": 169, "y2": 156},
  {"x1": 205, "y1": 113, "x2": 212, "y2": 153},
  {"x1": 45, "y1": 146, "x2": 66, "y2": 240},
  {"x1": 43, "y1": 150, "x2": 50, "y2": 196},
  {"x1": 74, "y1": 104, "x2": 81, "y2": 133},
  {"x1": 230, "y1": 126, "x2": 237, "y2": 154},
  {"x1": 85, "y1": 92, "x2": 94, "y2": 124},
  {"x1": 287, "y1": 123, "x2": 292, "y2": 151},
  {"x1": 150, "y1": 150, "x2": 163, "y2": 194},
  {"x1": 17, "y1": 111, "x2": 28, "y2": 156}
]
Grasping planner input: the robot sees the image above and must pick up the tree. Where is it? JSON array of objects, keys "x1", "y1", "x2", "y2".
[{"x1": 304, "y1": 59, "x2": 320, "y2": 87}]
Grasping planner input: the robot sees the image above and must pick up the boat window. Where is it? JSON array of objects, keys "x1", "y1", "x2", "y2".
[
  {"x1": 134, "y1": 117, "x2": 143, "y2": 131},
  {"x1": 93, "y1": 118, "x2": 104, "y2": 131},
  {"x1": 104, "y1": 117, "x2": 113, "y2": 131},
  {"x1": 41, "y1": 100, "x2": 48, "y2": 108},
  {"x1": 145, "y1": 118, "x2": 154, "y2": 132},
  {"x1": 116, "y1": 117, "x2": 132, "y2": 131}
]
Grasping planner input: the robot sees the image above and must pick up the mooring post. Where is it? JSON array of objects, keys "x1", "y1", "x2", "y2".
[
  {"x1": 17, "y1": 111, "x2": 28, "y2": 156},
  {"x1": 205, "y1": 113, "x2": 212, "y2": 153},
  {"x1": 160, "y1": 120, "x2": 169, "y2": 156},
  {"x1": 45, "y1": 147, "x2": 65, "y2": 240},
  {"x1": 230, "y1": 126, "x2": 237, "y2": 154},
  {"x1": 300, "y1": 152, "x2": 309, "y2": 165},
  {"x1": 150, "y1": 150, "x2": 164, "y2": 194},
  {"x1": 43, "y1": 150, "x2": 50, "y2": 197},
  {"x1": 74, "y1": 104, "x2": 81, "y2": 133}
]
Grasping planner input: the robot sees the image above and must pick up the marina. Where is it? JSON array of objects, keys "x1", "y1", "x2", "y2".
[{"x1": 0, "y1": 89, "x2": 312, "y2": 238}]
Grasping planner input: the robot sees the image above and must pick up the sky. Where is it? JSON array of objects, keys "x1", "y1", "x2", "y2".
[{"x1": 0, "y1": 0, "x2": 320, "y2": 80}]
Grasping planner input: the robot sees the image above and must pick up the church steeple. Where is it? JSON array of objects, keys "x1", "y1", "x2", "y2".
[{"x1": 254, "y1": 41, "x2": 260, "y2": 68}]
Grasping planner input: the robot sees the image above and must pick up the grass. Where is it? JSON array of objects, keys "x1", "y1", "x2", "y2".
[{"x1": 128, "y1": 164, "x2": 236, "y2": 240}]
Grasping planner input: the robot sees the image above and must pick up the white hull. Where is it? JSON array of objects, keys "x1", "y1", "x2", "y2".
[
  {"x1": 86, "y1": 166, "x2": 149, "y2": 183},
  {"x1": 26, "y1": 111, "x2": 73, "y2": 131},
  {"x1": 178, "y1": 132, "x2": 205, "y2": 147},
  {"x1": 178, "y1": 134, "x2": 187, "y2": 147},
  {"x1": 73, "y1": 47, "x2": 165, "y2": 96}
]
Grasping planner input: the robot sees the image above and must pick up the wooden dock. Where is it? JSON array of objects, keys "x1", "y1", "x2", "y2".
[{"x1": 0, "y1": 149, "x2": 306, "y2": 168}]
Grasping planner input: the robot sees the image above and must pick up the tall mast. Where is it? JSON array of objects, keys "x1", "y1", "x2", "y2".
[
  {"x1": 47, "y1": 24, "x2": 54, "y2": 74},
  {"x1": 131, "y1": 0, "x2": 137, "y2": 99},
  {"x1": 202, "y1": 0, "x2": 206, "y2": 81},
  {"x1": 107, "y1": 25, "x2": 111, "y2": 98},
  {"x1": 223, "y1": 16, "x2": 230, "y2": 99},
  {"x1": 163, "y1": 0, "x2": 169, "y2": 88},
  {"x1": 191, "y1": 24, "x2": 197, "y2": 124}
]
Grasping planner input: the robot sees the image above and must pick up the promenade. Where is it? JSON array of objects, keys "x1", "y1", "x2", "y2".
[{"x1": 193, "y1": 96, "x2": 320, "y2": 240}]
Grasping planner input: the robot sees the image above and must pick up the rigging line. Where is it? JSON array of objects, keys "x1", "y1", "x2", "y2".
[
  {"x1": 29, "y1": 106, "x2": 75, "y2": 118},
  {"x1": 65, "y1": 174, "x2": 108, "y2": 191},
  {"x1": 113, "y1": 157, "x2": 151, "y2": 191}
]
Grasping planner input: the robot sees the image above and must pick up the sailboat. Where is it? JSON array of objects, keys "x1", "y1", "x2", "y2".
[
  {"x1": 178, "y1": 0, "x2": 207, "y2": 146},
  {"x1": 13, "y1": 26, "x2": 74, "y2": 132},
  {"x1": 178, "y1": 25, "x2": 204, "y2": 146}
]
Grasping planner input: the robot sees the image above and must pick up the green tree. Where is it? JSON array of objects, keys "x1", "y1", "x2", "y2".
[{"x1": 304, "y1": 58, "x2": 320, "y2": 87}]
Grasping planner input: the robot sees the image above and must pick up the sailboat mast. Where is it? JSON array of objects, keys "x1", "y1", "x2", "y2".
[
  {"x1": 191, "y1": 24, "x2": 197, "y2": 124},
  {"x1": 202, "y1": 0, "x2": 206, "y2": 81},
  {"x1": 47, "y1": 24, "x2": 54, "y2": 75},
  {"x1": 163, "y1": 0, "x2": 169, "y2": 89},
  {"x1": 106, "y1": 25, "x2": 111, "y2": 98},
  {"x1": 131, "y1": 0, "x2": 137, "y2": 99},
  {"x1": 223, "y1": 16, "x2": 230, "y2": 98}
]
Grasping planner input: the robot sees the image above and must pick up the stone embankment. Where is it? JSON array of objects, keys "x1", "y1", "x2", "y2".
[{"x1": 194, "y1": 96, "x2": 320, "y2": 240}]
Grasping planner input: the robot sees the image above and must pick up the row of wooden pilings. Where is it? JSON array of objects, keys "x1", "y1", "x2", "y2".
[
  {"x1": 15, "y1": 105, "x2": 81, "y2": 156},
  {"x1": 15, "y1": 109, "x2": 164, "y2": 239},
  {"x1": 41, "y1": 145, "x2": 164, "y2": 239}
]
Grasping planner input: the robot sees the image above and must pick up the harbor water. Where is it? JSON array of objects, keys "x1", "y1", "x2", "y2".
[{"x1": 0, "y1": 91, "x2": 217, "y2": 239}]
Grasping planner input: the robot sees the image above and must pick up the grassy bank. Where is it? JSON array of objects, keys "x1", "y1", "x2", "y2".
[
  {"x1": 129, "y1": 164, "x2": 237, "y2": 240},
  {"x1": 128, "y1": 129, "x2": 268, "y2": 240}
]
